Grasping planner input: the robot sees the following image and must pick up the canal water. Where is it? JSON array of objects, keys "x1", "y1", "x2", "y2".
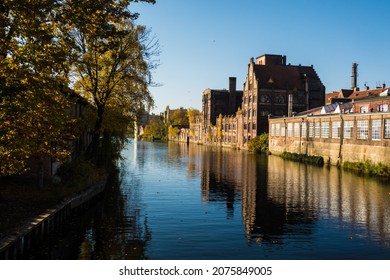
[{"x1": 35, "y1": 140, "x2": 390, "y2": 259}]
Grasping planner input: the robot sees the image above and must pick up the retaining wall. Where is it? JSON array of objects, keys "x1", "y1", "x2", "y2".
[{"x1": 0, "y1": 177, "x2": 107, "y2": 259}]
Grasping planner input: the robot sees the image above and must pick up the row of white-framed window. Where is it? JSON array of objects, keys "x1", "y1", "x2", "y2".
[{"x1": 271, "y1": 119, "x2": 390, "y2": 141}]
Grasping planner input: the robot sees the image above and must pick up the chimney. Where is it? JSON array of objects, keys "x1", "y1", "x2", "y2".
[
  {"x1": 282, "y1": 55, "x2": 287, "y2": 65},
  {"x1": 351, "y1": 63, "x2": 358, "y2": 89},
  {"x1": 383, "y1": 83, "x2": 386, "y2": 89},
  {"x1": 229, "y1": 77, "x2": 237, "y2": 115}
]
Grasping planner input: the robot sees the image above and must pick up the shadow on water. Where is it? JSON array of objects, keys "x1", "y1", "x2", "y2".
[{"x1": 30, "y1": 167, "x2": 151, "y2": 260}]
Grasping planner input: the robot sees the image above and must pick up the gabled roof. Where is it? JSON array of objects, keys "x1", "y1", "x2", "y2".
[
  {"x1": 340, "y1": 89, "x2": 354, "y2": 98},
  {"x1": 345, "y1": 87, "x2": 389, "y2": 99},
  {"x1": 253, "y1": 64, "x2": 323, "y2": 91},
  {"x1": 325, "y1": 91, "x2": 340, "y2": 104}
]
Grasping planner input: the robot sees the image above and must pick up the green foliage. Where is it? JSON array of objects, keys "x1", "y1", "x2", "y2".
[
  {"x1": 168, "y1": 125, "x2": 179, "y2": 139},
  {"x1": 187, "y1": 108, "x2": 200, "y2": 123},
  {"x1": 281, "y1": 152, "x2": 324, "y2": 166},
  {"x1": 57, "y1": 158, "x2": 106, "y2": 190},
  {"x1": 248, "y1": 133, "x2": 269, "y2": 154},
  {"x1": 168, "y1": 108, "x2": 189, "y2": 127},
  {"x1": 342, "y1": 160, "x2": 390, "y2": 177},
  {"x1": 217, "y1": 114, "x2": 223, "y2": 140},
  {"x1": 0, "y1": 0, "x2": 158, "y2": 173},
  {"x1": 0, "y1": 0, "x2": 78, "y2": 176},
  {"x1": 69, "y1": 2, "x2": 158, "y2": 157},
  {"x1": 143, "y1": 116, "x2": 167, "y2": 140}
]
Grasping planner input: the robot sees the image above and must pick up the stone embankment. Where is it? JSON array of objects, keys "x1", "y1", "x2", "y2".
[{"x1": 0, "y1": 176, "x2": 107, "y2": 259}]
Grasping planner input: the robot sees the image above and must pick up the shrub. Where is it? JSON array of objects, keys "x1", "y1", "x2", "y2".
[
  {"x1": 281, "y1": 152, "x2": 324, "y2": 166},
  {"x1": 342, "y1": 160, "x2": 390, "y2": 177},
  {"x1": 248, "y1": 133, "x2": 269, "y2": 154}
]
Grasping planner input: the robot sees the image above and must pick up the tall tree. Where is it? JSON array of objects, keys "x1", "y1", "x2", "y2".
[
  {"x1": 0, "y1": 0, "x2": 158, "y2": 177},
  {"x1": 0, "y1": 0, "x2": 77, "y2": 179},
  {"x1": 66, "y1": 0, "x2": 157, "y2": 159}
]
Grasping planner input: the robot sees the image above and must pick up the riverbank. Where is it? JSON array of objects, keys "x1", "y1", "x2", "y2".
[{"x1": 0, "y1": 158, "x2": 109, "y2": 259}]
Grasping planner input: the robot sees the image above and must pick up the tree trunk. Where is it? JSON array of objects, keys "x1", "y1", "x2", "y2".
[
  {"x1": 37, "y1": 158, "x2": 44, "y2": 189},
  {"x1": 87, "y1": 104, "x2": 105, "y2": 163}
]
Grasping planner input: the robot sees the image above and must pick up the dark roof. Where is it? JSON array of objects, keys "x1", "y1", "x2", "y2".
[
  {"x1": 254, "y1": 64, "x2": 323, "y2": 91},
  {"x1": 340, "y1": 89, "x2": 354, "y2": 97}
]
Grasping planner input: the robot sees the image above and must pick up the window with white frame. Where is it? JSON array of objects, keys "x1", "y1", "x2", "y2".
[
  {"x1": 385, "y1": 119, "x2": 390, "y2": 139},
  {"x1": 356, "y1": 120, "x2": 369, "y2": 140},
  {"x1": 276, "y1": 123, "x2": 280, "y2": 136},
  {"x1": 281, "y1": 124, "x2": 286, "y2": 136},
  {"x1": 294, "y1": 123, "x2": 300, "y2": 137},
  {"x1": 287, "y1": 122, "x2": 293, "y2": 137},
  {"x1": 314, "y1": 122, "x2": 320, "y2": 138},
  {"x1": 332, "y1": 121, "x2": 341, "y2": 138},
  {"x1": 301, "y1": 122, "x2": 307, "y2": 138},
  {"x1": 321, "y1": 122, "x2": 330, "y2": 138},
  {"x1": 344, "y1": 120, "x2": 354, "y2": 139},
  {"x1": 271, "y1": 124, "x2": 275, "y2": 136},
  {"x1": 309, "y1": 122, "x2": 314, "y2": 138},
  {"x1": 372, "y1": 119, "x2": 381, "y2": 141},
  {"x1": 379, "y1": 104, "x2": 389, "y2": 112}
]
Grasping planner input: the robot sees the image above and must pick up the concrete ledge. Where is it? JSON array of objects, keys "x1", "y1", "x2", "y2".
[{"x1": 0, "y1": 176, "x2": 107, "y2": 259}]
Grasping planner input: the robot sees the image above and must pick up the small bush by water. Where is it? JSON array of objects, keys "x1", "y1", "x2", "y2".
[
  {"x1": 281, "y1": 152, "x2": 324, "y2": 166},
  {"x1": 342, "y1": 160, "x2": 390, "y2": 177},
  {"x1": 248, "y1": 133, "x2": 269, "y2": 154}
]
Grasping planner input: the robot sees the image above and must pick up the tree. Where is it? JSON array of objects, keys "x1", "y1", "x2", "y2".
[
  {"x1": 0, "y1": 0, "x2": 78, "y2": 181},
  {"x1": 143, "y1": 116, "x2": 166, "y2": 140},
  {"x1": 0, "y1": 0, "x2": 158, "y2": 183},
  {"x1": 186, "y1": 107, "x2": 200, "y2": 123},
  {"x1": 248, "y1": 133, "x2": 269, "y2": 154},
  {"x1": 169, "y1": 108, "x2": 189, "y2": 127},
  {"x1": 66, "y1": 0, "x2": 158, "y2": 160}
]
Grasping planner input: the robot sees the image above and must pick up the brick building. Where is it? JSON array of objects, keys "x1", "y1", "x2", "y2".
[
  {"x1": 269, "y1": 95, "x2": 390, "y2": 166},
  {"x1": 202, "y1": 77, "x2": 243, "y2": 126},
  {"x1": 242, "y1": 54, "x2": 325, "y2": 144}
]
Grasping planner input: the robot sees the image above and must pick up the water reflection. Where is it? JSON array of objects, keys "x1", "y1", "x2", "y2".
[
  {"x1": 195, "y1": 143, "x2": 390, "y2": 257},
  {"x1": 31, "y1": 141, "x2": 390, "y2": 259},
  {"x1": 77, "y1": 169, "x2": 151, "y2": 260}
]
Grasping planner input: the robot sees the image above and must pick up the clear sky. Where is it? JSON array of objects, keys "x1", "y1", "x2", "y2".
[{"x1": 133, "y1": 0, "x2": 390, "y2": 114}]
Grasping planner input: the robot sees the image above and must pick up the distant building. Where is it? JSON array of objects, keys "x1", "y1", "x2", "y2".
[
  {"x1": 242, "y1": 54, "x2": 325, "y2": 143},
  {"x1": 325, "y1": 62, "x2": 389, "y2": 105},
  {"x1": 269, "y1": 95, "x2": 390, "y2": 166},
  {"x1": 326, "y1": 86, "x2": 389, "y2": 105},
  {"x1": 202, "y1": 77, "x2": 243, "y2": 126},
  {"x1": 181, "y1": 54, "x2": 325, "y2": 148}
]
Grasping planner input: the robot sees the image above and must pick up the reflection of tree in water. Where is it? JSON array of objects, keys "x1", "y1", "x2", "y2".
[{"x1": 78, "y1": 168, "x2": 151, "y2": 260}]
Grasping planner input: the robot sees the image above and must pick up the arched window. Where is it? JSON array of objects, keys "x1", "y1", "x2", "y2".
[
  {"x1": 276, "y1": 95, "x2": 284, "y2": 103},
  {"x1": 260, "y1": 94, "x2": 270, "y2": 103}
]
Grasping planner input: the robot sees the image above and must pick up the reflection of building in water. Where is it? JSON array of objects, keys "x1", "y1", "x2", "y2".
[
  {"x1": 197, "y1": 145, "x2": 390, "y2": 245},
  {"x1": 267, "y1": 155, "x2": 390, "y2": 244},
  {"x1": 200, "y1": 147, "x2": 240, "y2": 219}
]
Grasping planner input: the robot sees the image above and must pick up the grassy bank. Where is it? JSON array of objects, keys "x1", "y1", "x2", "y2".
[
  {"x1": 280, "y1": 152, "x2": 324, "y2": 166},
  {"x1": 342, "y1": 160, "x2": 390, "y2": 177}
]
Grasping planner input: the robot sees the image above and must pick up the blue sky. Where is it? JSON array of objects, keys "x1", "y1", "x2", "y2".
[{"x1": 133, "y1": 0, "x2": 390, "y2": 113}]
